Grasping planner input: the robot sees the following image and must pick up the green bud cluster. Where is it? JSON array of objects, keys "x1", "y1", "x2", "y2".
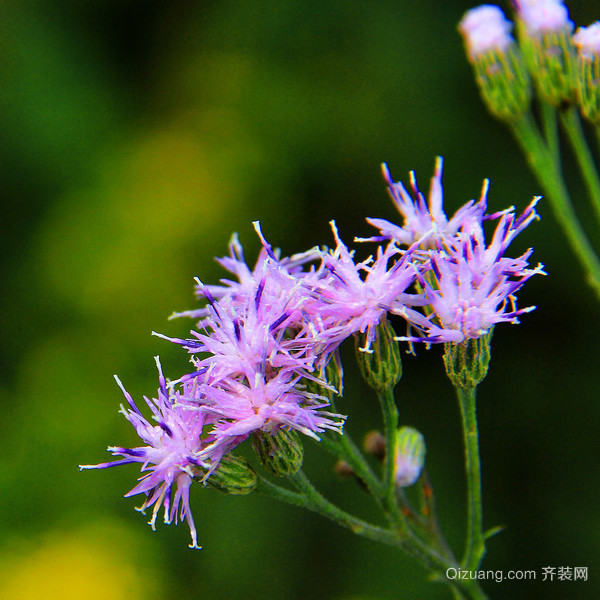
[
  {"x1": 355, "y1": 318, "x2": 402, "y2": 393},
  {"x1": 443, "y1": 329, "x2": 493, "y2": 389},
  {"x1": 252, "y1": 429, "x2": 304, "y2": 477},
  {"x1": 318, "y1": 353, "x2": 344, "y2": 406},
  {"x1": 576, "y1": 53, "x2": 600, "y2": 125},
  {"x1": 517, "y1": 25, "x2": 577, "y2": 107},
  {"x1": 205, "y1": 454, "x2": 258, "y2": 495},
  {"x1": 471, "y1": 46, "x2": 532, "y2": 121}
]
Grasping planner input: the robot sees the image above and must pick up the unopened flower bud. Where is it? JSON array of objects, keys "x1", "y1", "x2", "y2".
[
  {"x1": 334, "y1": 459, "x2": 355, "y2": 478},
  {"x1": 394, "y1": 427, "x2": 426, "y2": 488},
  {"x1": 252, "y1": 429, "x2": 304, "y2": 477},
  {"x1": 363, "y1": 430, "x2": 386, "y2": 461},
  {"x1": 355, "y1": 318, "x2": 402, "y2": 393},
  {"x1": 573, "y1": 22, "x2": 600, "y2": 124},
  {"x1": 305, "y1": 352, "x2": 344, "y2": 408},
  {"x1": 443, "y1": 329, "x2": 493, "y2": 389},
  {"x1": 514, "y1": 0, "x2": 577, "y2": 105},
  {"x1": 459, "y1": 5, "x2": 531, "y2": 121},
  {"x1": 205, "y1": 455, "x2": 257, "y2": 495}
]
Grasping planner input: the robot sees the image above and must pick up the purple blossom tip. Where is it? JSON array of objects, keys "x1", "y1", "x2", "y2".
[
  {"x1": 574, "y1": 22, "x2": 600, "y2": 58},
  {"x1": 367, "y1": 157, "x2": 488, "y2": 250},
  {"x1": 381, "y1": 162, "x2": 393, "y2": 186},
  {"x1": 252, "y1": 221, "x2": 277, "y2": 260},
  {"x1": 459, "y1": 5, "x2": 514, "y2": 61},
  {"x1": 514, "y1": 0, "x2": 573, "y2": 36}
]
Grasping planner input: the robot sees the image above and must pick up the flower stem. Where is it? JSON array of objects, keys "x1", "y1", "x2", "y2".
[
  {"x1": 455, "y1": 384, "x2": 485, "y2": 571},
  {"x1": 559, "y1": 105, "x2": 600, "y2": 226},
  {"x1": 540, "y1": 102, "x2": 559, "y2": 166},
  {"x1": 290, "y1": 470, "x2": 406, "y2": 547},
  {"x1": 318, "y1": 430, "x2": 385, "y2": 501},
  {"x1": 377, "y1": 386, "x2": 407, "y2": 530},
  {"x1": 509, "y1": 112, "x2": 600, "y2": 298},
  {"x1": 258, "y1": 472, "x2": 488, "y2": 599}
]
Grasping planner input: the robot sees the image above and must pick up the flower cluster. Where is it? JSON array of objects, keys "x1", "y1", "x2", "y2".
[
  {"x1": 79, "y1": 358, "x2": 209, "y2": 548},
  {"x1": 81, "y1": 158, "x2": 544, "y2": 547},
  {"x1": 460, "y1": 0, "x2": 600, "y2": 118}
]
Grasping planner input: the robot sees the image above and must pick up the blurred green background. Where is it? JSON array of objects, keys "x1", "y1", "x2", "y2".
[{"x1": 1, "y1": 1, "x2": 598, "y2": 598}]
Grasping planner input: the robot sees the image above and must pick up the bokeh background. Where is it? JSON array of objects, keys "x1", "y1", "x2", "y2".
[{"x1": 1, "y1": 1, "x2": 599, "y2": 599}]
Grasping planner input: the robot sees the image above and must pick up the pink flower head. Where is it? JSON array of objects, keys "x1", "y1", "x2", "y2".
[
  {"x1": 307, "y1": 222, "x2": 428, "y2": 352},
  {"x1": 171, "y1": 222, "x2": 323, "y2": 327},
  {"x1": 157, "y1": 274, "x2": 316, "y2": 387},
  {"x1": 574, "y1": 22, "x2": 600, "y2": 58},
  {"x1": 514, "y1": 0, "x2": 574, "y2": 36},
  {"x1": 362, "y1": 158, "x2": 489, "y2": 250},
  {"x1": 459, "y1": 5, "x2": 515, "y2": 61},
  {"x1": 80, "y1": 358, "x2": 211, "y2": 549},
  {"x1": 404, "y1": 198, "x2": 545, "y2": 344},
  {"x1": 192, "y1": 370, "x2": 343, "y2": 443}
]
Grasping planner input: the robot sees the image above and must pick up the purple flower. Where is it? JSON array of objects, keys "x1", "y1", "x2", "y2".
[
  {"x1": 171, "y1": 222, "x2": 323, "y2": 328},
  {"x1": 362, "y1": 158, "x2": 489, "y2": 249},
  {"x1": 459, "y1": 5, "x2": 515, "y2": 61},
  {"x1": 304, "y1": 222, "x2": 428, "y2": 353},
  {"x1": 160, "y1": 282, "x2": 313, "y2": 387},
  {"x1": 154, "y1": 224, "x2": 345, "y2": 460},
  {"x1": 187, "y1": 370, "x2": 344, "y2": 459},
  {"x1": 155, "y1": 234, "x2": 326, "y2": 389},
  {"x1": 514, "y1": 0, "x2": 574, "y2": 36},
  {"x1": 80, "y1": 358, "x2": 210, "y2": 549},
  {"x1": 402, "y1": 199, "x2": 545, "y2": 344},
  {"x1": 574, "y1": 22, "x2": 600, "y2": 58}
]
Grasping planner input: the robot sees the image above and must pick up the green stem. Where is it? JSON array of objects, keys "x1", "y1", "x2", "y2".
[
  {"x1": 509, "y1": 113, "x2": 600, "y2": 298},
  {"x1": 318, "y1": 430, "x2": 385, "y2": 501},
  {"x1": 559, "y1": 106, "x2": 600, "y2": 226},
  {"x1": 290, "y1": 470, "x2": 407, "y2": 547},
  {"x1": 455, "y1": 385, "x2": 485, "y2": 571},
  {"x1": 451, "y1": 588, "x2": 469, "y2": 600},
  {"x1": 416, "y1": 470, "x2": 456, "y2": 561},
  {"x1": 257, "y1": 472, "x2": 487, "y2": 598},
  {"x1": 540, "y1": 102, "x2": 560, "y2": 167},
  {"x1": 377, "y1": 386, "x2": 407, "y2": 530}
]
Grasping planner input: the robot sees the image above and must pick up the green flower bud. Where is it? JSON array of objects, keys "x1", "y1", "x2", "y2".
[
  {"x1": 573, "y1": 25, "x2": 600, "y2": 125},
  {"x1": 443, "y1": 329, "x2": 493, "y2": 389},
  {"x1": 517, "y1": 25, "x2": 577, "y2": 107},
  {"x1": 205, "y1": 454, "x2": 257, "y2": 495},
  {"x1": 306, "y1": 352, "x2": 344, "y2": 407},
  {"x1": 394, "y1": 426, "x2": 426, "y2": 488},
  {"x1": 354, "y1": 318, "x2": 402, "y2": 393},
  {"x1": 459, "y1": 7, "x2": 531, "y2": 122},
  {"x1": 470, "y1": 46, "x2": 532, "y2": 121},
  {"x1": 252, "y1": 429, "x2": 304, "y2": 477},
  {"x1": 576, "y1": 53, "x2": 600, "y2": 124}
]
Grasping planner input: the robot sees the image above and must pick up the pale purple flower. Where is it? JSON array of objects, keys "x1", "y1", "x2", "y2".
[
  {"x1": 187, "y1": 370, "x2": 344, "y2": 458},
  {"x1": 156, "y1": 241, "x2": 323, "y2": 387},
  {"x1": 401, "y1": 199, "x2": 545, "y2": 344},
  {"x1": 80, "y1": 358, "x2": 210, "y2": 549},
  {"x1": 458, "y1": 5, "x2": 515, "y2": 61},
  {"x1": 306, "y1": 221, "x2": 428, "y2": 353},
  {"x1": 171, "y1": 222, "x2": 323, "y2": 327},
  {"x1": 574, "y1": 22, "x2": 600, "y2": 58},
  {"x1": 160, "y1": 285, "x2": 307, "y2": 382},
  {"x1": 154, "y1": 225, "x2": 345, "y2": 461},
  {"x1": 361, "y1": 158, "x2": 489, "y2": 250},
  {"x1": 514, "y1": 0, "x2": 574, "y2": 36}
]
